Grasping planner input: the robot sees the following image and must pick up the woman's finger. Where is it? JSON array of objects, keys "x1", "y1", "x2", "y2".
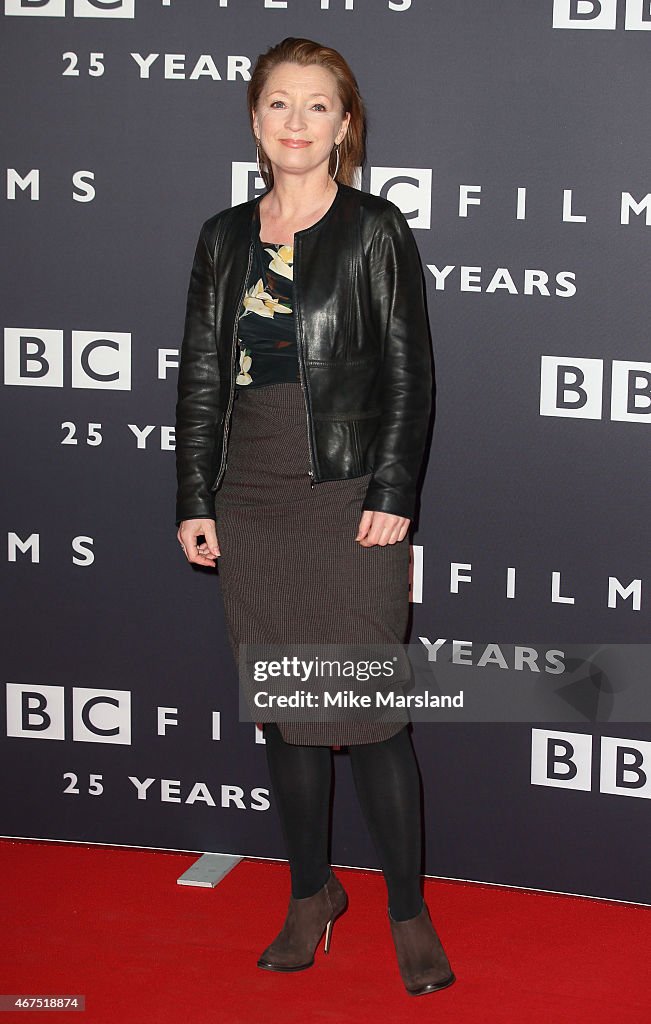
[{"x1": 178, "y1": 518, "x2": 220, "y2": 565}]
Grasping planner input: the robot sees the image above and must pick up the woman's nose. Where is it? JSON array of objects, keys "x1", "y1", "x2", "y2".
[{"x1": 284, "y1": 105, "x2": 307, "y2": 132}]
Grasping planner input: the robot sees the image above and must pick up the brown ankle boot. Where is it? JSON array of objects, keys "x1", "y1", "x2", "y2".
[
  {"x1": 257, "y1": 870, "x2": 348, "y2": 972},
  {"x1": 388, "y1": 901, "x2": 456, "y2": 996}
]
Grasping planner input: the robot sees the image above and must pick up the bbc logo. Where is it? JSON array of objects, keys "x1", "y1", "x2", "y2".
[
  {"x1": 531, "y1": 729, "x2": 651, "y2": 798},
  {"x1": 553, "y1": 0, "x2": 651, "y2": 30},
  {"x1": 6, "y1": 683, "x2": 132, "y2": 745},
  {"x1": 231, "y1": 163, "x2": 432, "y2": 229},
  {"x1": 540, "y1": 356, "x2": 651, "y2": 422},
  {"x1": 4, "y1": 0, "x2": 135, "y2": 17},
  {"x1": 3, "y1": 329, "x2": 132, "y2": 390}
]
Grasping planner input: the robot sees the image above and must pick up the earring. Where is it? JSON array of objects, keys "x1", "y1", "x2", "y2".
[
  {"x1": 255, "y1": 136, "x2": 264, "y2": 182},
  {"x1": 331, "y1": 143, "x2": 340, "y2": 180}
]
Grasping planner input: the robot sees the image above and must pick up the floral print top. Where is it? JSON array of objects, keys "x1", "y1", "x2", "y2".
[{"x1": 235, "y1": 228, "x2": 299, "y2": 388}]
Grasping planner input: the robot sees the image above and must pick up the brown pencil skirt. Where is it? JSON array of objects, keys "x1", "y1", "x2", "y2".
[{"x1": 213, "y1": 381, "x2": 411, "y2": 746}]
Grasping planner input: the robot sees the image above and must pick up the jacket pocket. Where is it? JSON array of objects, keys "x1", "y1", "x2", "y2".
[
  {"x1": 355, "y1": 414, "x2": 381, "y2": 473},
  {"x1": 351, "y1": 421, "x2": 365, "y2": 475}
]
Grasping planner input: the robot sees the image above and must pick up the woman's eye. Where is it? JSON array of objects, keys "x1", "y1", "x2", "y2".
[
  {"x1": 270, "y1": 100, "x2": 285, "y2": 108},
  {"x1": 312, "y1": 103, "x2": 327, "y2": 112}
]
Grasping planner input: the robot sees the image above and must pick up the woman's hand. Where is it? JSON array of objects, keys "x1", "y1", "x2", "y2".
[
  {"x1": 177, "y1": 518, "x2": 221, "y2": 566},
  {"x1": 355, "y1": 510, "x2": 410, "y2": 547}
]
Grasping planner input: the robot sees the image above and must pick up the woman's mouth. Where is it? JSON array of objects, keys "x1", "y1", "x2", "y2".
[{"x1": 279, "y1": 139, "x2": 311, "y2": 148}]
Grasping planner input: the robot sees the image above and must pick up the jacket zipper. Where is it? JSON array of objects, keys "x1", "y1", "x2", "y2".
[
  {"x1": 293, "y1": 235, "x2": 317, "y2": 488},
  {"x1": 213, "y1": 240, "x2": 254, "y2": 490}
]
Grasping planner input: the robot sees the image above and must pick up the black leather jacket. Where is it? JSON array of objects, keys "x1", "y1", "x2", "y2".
[{"x1": 175, "y1": 182, "x2": 433, "y2": 526}]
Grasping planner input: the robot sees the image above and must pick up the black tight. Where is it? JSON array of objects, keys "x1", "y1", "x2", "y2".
[{"x1": 262, "y1": 722, "x2": 424, "y2": 921}]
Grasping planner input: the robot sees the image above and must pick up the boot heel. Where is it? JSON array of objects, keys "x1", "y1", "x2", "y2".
[
  {"x1": 323, "y1": 916, "x2": 334, "y2": 954},
  {"x1": 323, "y1": 887, "x2": 348, "y2": 954}
]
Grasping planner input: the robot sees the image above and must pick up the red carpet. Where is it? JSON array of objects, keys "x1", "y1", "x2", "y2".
[{"x1": 2, "y1": 838, "x2": 648, "y2": 1023}]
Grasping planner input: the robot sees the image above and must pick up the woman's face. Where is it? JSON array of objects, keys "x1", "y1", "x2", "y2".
[{"x1": 252, "y1": 62, "x2": 350, "y2": 182}]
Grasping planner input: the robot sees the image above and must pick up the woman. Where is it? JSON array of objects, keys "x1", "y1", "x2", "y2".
[{"x1": 175, "y1": 37, "x2": 455, "y2": 997}]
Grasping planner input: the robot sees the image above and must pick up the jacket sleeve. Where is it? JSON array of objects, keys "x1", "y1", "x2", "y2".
[
  {"x1": 362, "y1": 204, "x2": 433, "y2": 521},
  {"x1": 174, "y1": 222, "x2": 221, "y2": 527}
]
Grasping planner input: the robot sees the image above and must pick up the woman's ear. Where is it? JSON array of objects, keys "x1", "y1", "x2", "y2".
[{"x1": 337, "y1": 111, "x2": 351, "y2": 145}]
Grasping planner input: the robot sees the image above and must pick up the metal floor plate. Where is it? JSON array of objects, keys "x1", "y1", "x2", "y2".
[{"x1": 176, "y1": 853, "x2": 243, "y2": 888}]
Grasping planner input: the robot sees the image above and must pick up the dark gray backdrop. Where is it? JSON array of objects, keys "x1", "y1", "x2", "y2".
[{"x1": 2, "y1": 0, "x2": 649, "y2": 904}]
